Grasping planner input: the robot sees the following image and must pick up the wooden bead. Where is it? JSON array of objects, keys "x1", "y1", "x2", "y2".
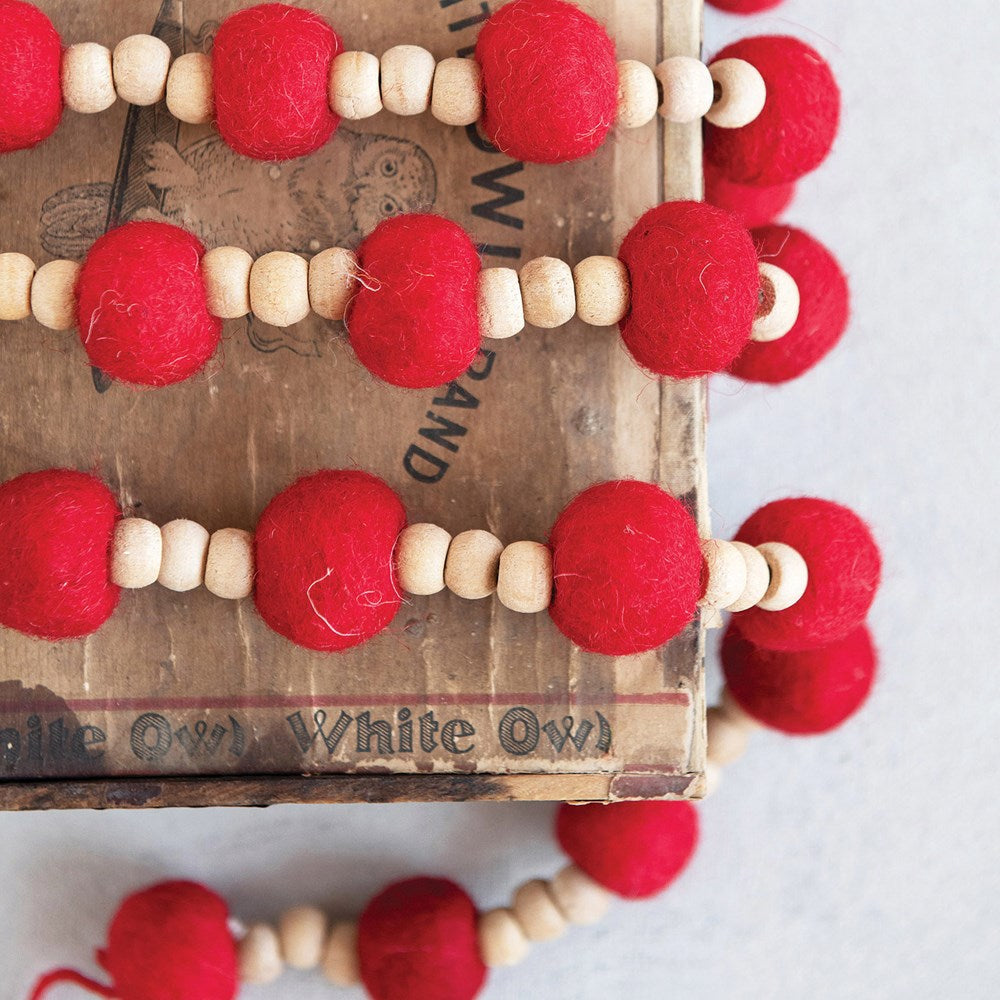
[
  {"x1": 396, "y1": 523, "x2": 451, "y2": 596},
  {"x1": 113, "y1": 34, "x2": 171, "y2": 106},
  {"x1": 721, "y1": 685, "x2": 763, "y2": 731},
  {"x1": 202, "y1": 247, "x2": 253, "y2": 320},
  {"x1": 707, "y1": 58, "x2": 767, "y2": 129},
  {"x1": 238, "y1": 923, "x2": 284, "y2": 985},
  {"x1": 62, "y1": 43, "x2": 117, "y2": 114},
  {"x1": 497, "y1": 541, "x2": 552, "y2": 614},
  {"x1": 699, "y1": 538, "x2": 748, "y2": 610},
  {"x1": 0, "y1": 253, "x2": 35, "y2": 321},
  {"x1": 478, "y1": 909, "x2": 530, "y2": 968},
  {"x1": 204, "y1": 528, "x2": 254, "y2": 600},
  {"x1": 166, "y1": 52, "x2": 213, "y2": 125},
  {"x1": 756, "y1": 541, "x2": 809, "y2": 611},
  {"x1": 329, "y1": 51, "x2": 383, "y2": 120},
  {"x1": 511, "y1": 879, "x2": 567, "y2": 943},
  {"x1": 704, "y1": 759, "x2": 723, "y2": 798},
  {"x1": 278, "y1": 905, "x2": 327, "y2": 971},
  {"x1": 706, "y1": 705, "x2": 751, "y2": 765},
  {"x1": 519, "y1": 257, "x2": 576, "y2": 329},
  {"x1": 111, "y1": 518, "x2": 162, "y2": 589},
  {"x1": 549, "y1": 865, "x2": 611, "y2": 925},
  {"x1": 573, "y1": 256, "x2": 630, "y2": 327},
  {"x1": 616, "y1": 59, "x2": 659, "y2": 128},
  {"x1": 250, "y1": 252, "x2": 310, "y2": 328},
  {"x1": 444, "y1": 529, "x2": 504, "y2": 600},
  {"x1": 321, "y1": 921, "x2": 360, "y2": 987},
  {"x1": 431, "y1": 57, "x2": 483, "y2": 127},
  {"x1": 157, "y1": 519, "x2": 210, "y2": 593},
  {"x1": 30, "y1": 260, "x2": 80, "y2": 331},
  {"x1": 478, "y1": 268, "x2": 525, "y2": 341},
  {"x1": 726, "y1": 541, "x2": 770, "y2": 612},
  {"x1": 655, "y1": 56, "x2": 714, "y2": 124},
  {"x1": 380, "y1": 45, "x2": 435, "y2": 116},
  {"x1": 752, "y1": 263, "x2": 800, "y2": 343},
  {"x1": 309, "y1": 247, "x2": 357, "y2": 322}
]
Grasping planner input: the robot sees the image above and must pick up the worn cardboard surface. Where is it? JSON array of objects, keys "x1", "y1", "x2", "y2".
[{"x1": 0, "y1": 0, "x2": 707, "y2": 808}]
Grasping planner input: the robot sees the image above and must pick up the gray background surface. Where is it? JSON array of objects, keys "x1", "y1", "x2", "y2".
[{"x1": 2, "y1": 1, "x2": 998, "y2": 997}]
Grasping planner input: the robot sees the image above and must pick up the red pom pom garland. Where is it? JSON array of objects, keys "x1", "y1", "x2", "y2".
[
  {"x1": 708, "y1": 0, "x2": 785, "y2": 13},
  {"x1": 704, "y1": 158, "x2": 796, "y2": 228}
]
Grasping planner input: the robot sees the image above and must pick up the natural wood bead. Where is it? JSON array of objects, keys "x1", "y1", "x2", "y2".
[
  {"x1": 478, "y1": 909, "x2": 530, "y2": 968},
  {"x1": 278, "y1": 906, "x2": 327, "y2": 971},
  {"x1": 250, "y1": 252, "x2": 310, "y2": 328},
  {"x1": 721, "y1": 685, "x2": 762, "y2": 731},
  {"x1": 573, "y1": 256, "x2": 630, "y2": 327},
  {"x1": 704, "y1": 759, "x2": 723, "y2": 798},
  {"x1": 0, "y1": 253, "x2": 35, "y2": 321},
  {"x1": 62, "y1": 43, "x2": 117, "y2": 114},
  {"x1": 202, "y1": 246, "x2": 253, "y2": 320},
  {"x1": 497, "y1": 541, "x2": 552, "y2": 614},
  {"x1": 706, "y1": 705, "x2": 751, "y2": 766},
  {"x1": 157, "y1": 519, "x2": 210, "y2": 593},
  {"x1": 655, "y1": 55, "x2": 714, "y2": 124},
  {"x1": 204, "y1": 528, "x2": 254, "y2": 600},
  {"x1": 756, "y1": 541, "x2": 809, "y2": 611},
  {"x1": 699, "y1": 538, "x2": 748, "y2": 610},
  {"x1": 329, "y1": 51, "x2": 383, "y2": 120},
  {"x1": 511, "y1": 879, "x2": 567, "y2": 943},
  {"x1": 380, "y1": 45, "x2": 435, "y2": 116},
  {"x1": 30, "y1": 260, "x2": 80, "y2": 330},
  {"x1": 321, "y1": 921, "x2": 360, "y2": 987},
  {"x1": 616, "y1": 59, "x2": 659, "y2": 128},
  {"x1": 238, "y1": 923, "x2": 284, "y2": 985},
  {"x1": 707, "y1": 58, "x2": 767, "y2": 129},
  {"x1": 431, "y1": 57, "x2": 483, "y2": 127},
  {"x1": 309, "y1": 247, "x2": 357, "y2": 322},
  {"x1": 444, "y1": 529, "x2": 504, "y2": 600},
  {"x1": 753, "y1": 263, "x2": 800, "y2": 343},
  {"x1": 113, "y1": 34, "x2": 171, "y2": 106},
  {"x1": 519, "y1": 257, "x2": 576, "y2": 329},
  {"x1": 478, "y1": 268, "x2": 525, "y2": 341},
  {"x1": 726, "y1": 540, "x2": 770, "y2": 612},
  {"x1": 549, "y1": 865, "x2": 611, "y2": 925},
  {"x1": 396, "y1": 523, "x2": 451, "y2": 596},
  {"x1": 111, "y1": 518, "x2": 162, "y2": 589},
  {"x1": 166, "y1": 52, "x2": 213, "y2": 124}
]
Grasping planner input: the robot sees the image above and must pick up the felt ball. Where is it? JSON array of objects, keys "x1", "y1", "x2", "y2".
[
  {"x1": 704, "y1": 158, "x2": 795, "y2": 228},
  {"x1": 730, "y1": 225, "x2": 849, "y2": 383},
  {"x1": 0, "y1": 0, "x2": 62, "y2": 153},
  {"x1": 722, "y1": 622, "x2": 877, "y2": 734},
  {"x1": 556, "y1": 800, "x2": 699, "y2": 899},
  {"x1": 705, "y1": 36, "x2": 840, "y2": 186},
  {"x1": 76, "y1": 222, "x2": 221, "y2": 387},
  {"x1": 0, "y1": 469, "x2": 119, "y2": 641},
  {"x1": 734, "y1": 498, "x2": 881, "y2": 651},
  {"x1": 476, "y1": 0, "x2": 618, "y2": 164},
  {"x1": 708, "y1": 0, "x2": 784, "y2": 13},
  {"x1": 617, "y1": 201, "x2": 759, "y2": 379},
  {"x1": 548, "y1": 480, "x2": 703, "y2": 655},
  {"x1": 254, "y1": 470, "x2": 407, "y2": 652},
  {"x1": 358, "y1": 877, "x2": 487, "y2": 1000},
  {"x1": 213, "y1": 3, "x2": 342, "y2": 161},
  {"x1": 347, "y1": 214, "x2": 482, "y2": 389}
]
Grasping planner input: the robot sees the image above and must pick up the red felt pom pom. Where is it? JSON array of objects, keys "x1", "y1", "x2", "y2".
[
  {"x1": 476, "y1": 0, "x2": 618, "y2": 164},
  {"x1": 548, "y1": 480, "x2": 703, "y2": 655},
  {"x1": 704, "y1": 158, "x2": 795, "y2": 228},
  {"x1": 0, "y1": 0, "x2": 62, "y2": 153},
  {"x1": 76, "y1": 222, "x2": 221, "y2": 387},
  {"x1": 708, "y1": 0, "x2": 785, "y2": 13},
  {"x1": 358, "y1": 878, "x2": 487, "y2": 1000},
  {"x1": 730, "y1": 225, "x2": 849, "y2": 383},
  {"x1": 734, "y1": 498, "x2": 881, "y2": 651},
  {"x1": 347, "y1": 214, "x2": 482, "y2": 389},
  {"x1": 253, "y1": 470, "x2": 406, "y2": 652},
  {"x1": 556, "y1": 800, "x2": 699, "y2": 899},
  {"x1": 30, "y1": 881, "x2": 238, "y2": 1000},
  {"x1": 0, "y1": 469, "x2": 119, "y2": 641},
  {"x1": 213, "y1": 3, "x2": 342, "y2": 161},
  {"x1": 722, "y1": 623, "x2": 877, "y2": 734},
  {"x1": 618, "y1": 201, "x2": 759, "y2": 379},
  {"x1": 705, "y1": 36, "x2": 840, "y2": 186}
]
